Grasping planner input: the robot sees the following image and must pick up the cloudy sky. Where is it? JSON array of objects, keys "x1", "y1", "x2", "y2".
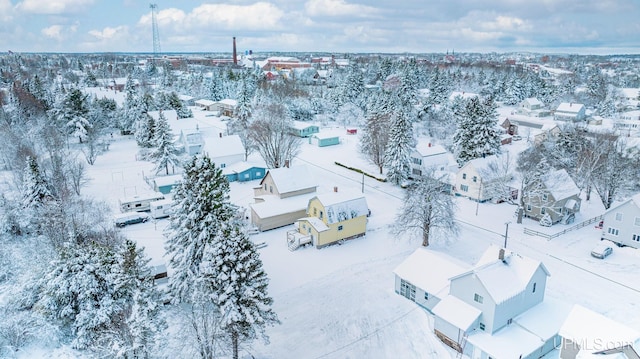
[{"x1": 1, "y1": 0, "x2": 639, "y2": 55}]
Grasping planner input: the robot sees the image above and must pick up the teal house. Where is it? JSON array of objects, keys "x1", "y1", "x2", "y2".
[
  {"x1": 223, "y1": 162, "x2": 267, "y2": 183},
  {"x1": 309, "y1": 133, "x2": 340, "y2": 147},
  {"x1": 291, "y1": 121, "x2": 320, "y2": 138},
  {"x1": 152, "y1": 174, "x2": 183, "y2": 194}
]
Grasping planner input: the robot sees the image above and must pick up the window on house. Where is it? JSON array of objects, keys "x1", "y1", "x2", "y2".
[
  {"x1": 533, "y1": 283, "x2": 537, "y2": 293},
  {"x1": 264, "y1": 184, "x2": 267, "y2": 190},
  {"x1": 338, "y1": 225, "x2": 343, "y2": 231},
  {"x1": 461, "y1": 185, "x2": 469, "y2": 192},
  {"x1": 462, "y1": 173, "x2": 467, "y2": 180},
  {"x1": 616, "y1": 213, "x2": 623, "y2": 221},
  {"x1": 507, "y1": 318, "x2": 513, "y2": 325},
  {"x1": 474, "y1": 293, "x2": 483, "y2": 304},
  {"x1": 320, "y1": 211, "x2": 323, "y2": 220},
  {"x1": 424, "y1": 292, "x2": 429, "y2": 300},
  {"x1": 541, "y1": 207, "x2": 546, "y2": 215},
  {"x1": 608, "y1": 227, "x2": 619, "y2": 236},
  {"x1": 256, "y1": 172, "x2": 261, "y2": 177},
  {"x1": 313, "y1": 208, "x2": 317, "y2": 216},
  {"x1": 220, "y1": 163, "x2": 226, "y2": 168},
  {"x1": 542, "y1": 193, "x2": 548, "y2": 201},
  {"x1": 244, "y1": 173, "x2": 250, "y2": 179},
  {"x1": 526, "y1": 204, "x2": 531, "y2": 211},
  {"x1": 633, "y1": 234, "x2": 640, "y2": 242},
  {"x1": 473, "y1": 176, "x2": 477, "y2": 183},
  {"x1": 479, "y1": 323, "x2": 485, "y2": 331},
  {"x1": 635, "y1": 217, "x2": 640, "y2": 226},
  {"x1": 400, "y1": 279, "x2": 416, "y2": 301}
]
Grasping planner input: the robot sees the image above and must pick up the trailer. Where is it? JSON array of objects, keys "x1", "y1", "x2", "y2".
[
  {"x1": 149, "y1": 199, "x2": 173, "y2": 219},
  {"x1": 119, "y1": 192, "x2": 165, "y2": 213}
]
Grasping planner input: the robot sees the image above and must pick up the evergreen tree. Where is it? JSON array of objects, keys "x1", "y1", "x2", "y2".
[
  {"x1": 22, "y1": 156, "x2": 52, "y2": 208},
  {"x1": 134, "y1": 112, "x2": 155, "y2": 148},
  {"x1": 165, "y1": 154, "x2": 237, "y2": 303},
  {"x1": 200, "y1": 222, "x2": 279, "y2": 359},
  {"x1": 452, "y1": 96, "x2": 502, "y2": 165},
  {"x1": 208, "y1": 73, "x2": 225, "y2": 101},
  {"x1": 384, "y1": 104, "x2": 414, "y2": 185},
  {"x1": 148, "y1": 111, "x2": 182, "y2": 175},
  {"x1": 59, "y1": 87, "x2": 91, "y2": 143},
  {"x1": 360, "y1": 91, "x2": 391, "y2": 174}
]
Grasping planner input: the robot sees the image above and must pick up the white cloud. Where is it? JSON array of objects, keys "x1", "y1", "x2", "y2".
[
  {"x1": 41, "y1": 25, "x2": 64, "y2": 40},
  {"x1": 15, "y1": 0, "x2": 94, "y2": 14},
  {"x1": 304, "y1": 0, "x2": 378, "y2": 17},
  {"x1": 88, "y1": 25, "x2": 128, "y2": 40},
  {"x1": 0, "y1": 0, "x2": 13, "y2": 22}
]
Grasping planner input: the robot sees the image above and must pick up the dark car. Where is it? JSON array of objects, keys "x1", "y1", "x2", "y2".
[{"x1": 114, "y1": 212, "x2": 150, "y2": 227}]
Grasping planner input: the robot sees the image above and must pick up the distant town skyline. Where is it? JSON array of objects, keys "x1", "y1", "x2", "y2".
[{"x1": 1, "y1": 0, "x2": 639, "y2": 55}]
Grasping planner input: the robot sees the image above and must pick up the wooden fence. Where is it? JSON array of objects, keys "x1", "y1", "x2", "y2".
[{"x1": 523, "y1": 215, "x2": 603, "y2": 240}]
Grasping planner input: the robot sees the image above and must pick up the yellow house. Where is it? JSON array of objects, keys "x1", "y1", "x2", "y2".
[{"x1": 287, "y1": 191, "x2": 369, "y2": 249}]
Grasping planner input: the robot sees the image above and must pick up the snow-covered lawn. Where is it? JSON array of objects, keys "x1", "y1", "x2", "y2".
[{"x1": 80, "y1": 109, "x2": 640, "y2": 359}]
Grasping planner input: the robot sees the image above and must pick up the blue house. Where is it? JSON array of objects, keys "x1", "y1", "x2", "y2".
[
  {"x1": 309, "y1": 133, "x2": 340, "y2": 147},
  {"x1": 291, "y1": 121, "x2": 320, "y2": 138},
  {"x1": 223, "y1": 162, "x2": 267, "y2": 183},
  {"x1": 152, "y1": 174, "x2": 183, "y2": 194}
]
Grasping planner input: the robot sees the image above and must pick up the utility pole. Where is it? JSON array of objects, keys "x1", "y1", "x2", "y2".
[{"x1": 504, "y1": 222, "x2": 510, "y2": 248}]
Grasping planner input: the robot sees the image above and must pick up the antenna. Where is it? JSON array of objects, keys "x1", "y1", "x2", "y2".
[{"x1": 150, "y1": 4, "x2": 161, "y2": 56}]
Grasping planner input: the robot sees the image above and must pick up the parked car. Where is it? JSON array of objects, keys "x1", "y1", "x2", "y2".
[
  {"x1": 591, "y1": 242, "x2": 613, "y2": 259},
  {"x1": 114, "y1": 212, "x2": 150, "y2": 228}
]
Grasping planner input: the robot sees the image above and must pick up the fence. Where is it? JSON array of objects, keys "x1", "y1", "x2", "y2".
[{"x1": 523, "y1": 215, "x2": 603, "y2": 240}]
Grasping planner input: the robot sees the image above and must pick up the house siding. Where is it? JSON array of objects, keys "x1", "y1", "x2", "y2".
[
  {"x1": 307, "y1": 197, "x2": 367, "y2": 248},
  {"x1": 601, "y1": 199, "x2": 640, "y2": 248},
  {"x1": 449, "y1": 275, "x2": 496, "y2": 333},
  {"x1": 491, "y1": 267, "x2": 547, "y2": 332},
  {"x1": 393, "y1": 274, "x2": 441, "y2": 311},
  {"x1": 250, "y1": 207, "x2": 307, "y2": 232}
]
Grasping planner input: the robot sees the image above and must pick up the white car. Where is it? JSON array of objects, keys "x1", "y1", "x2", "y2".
[{"x1": 591, "y1": 242, "x2": 613, "y2": 259}]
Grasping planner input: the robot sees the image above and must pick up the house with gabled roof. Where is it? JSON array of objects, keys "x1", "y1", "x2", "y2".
[
  {"x1": 558, "y1": 304, "x2": 640, "y2": 359},
  {"x1": 250, "y1": 165, "x2": 319, "y2": 231},
  {"x1": 600, "y1": 193, "x2": 640, "y2": 249},
  {"x1": 287, "y1": 190, "x2": 369, "y2": 249},
  {"x1": 410, "y1": 142, "x2": 458, "y2": 178},
  {"x1": 523, "y1": 169, "x2": 581, "y2": 225},
  {"x1": 555, "y1": 102, "x2": 586, "y2": 121},
  {"x1": 430, "y1": 245, "x2": 566, "y2": 358},
  {"x1": 202, "y1": 134, "x2": 244, "y2": 170},
  {"x1": 194, "y1": 99, "x2": 216, "y2": 111},
  {"x1": 518, "y1": 97, "x2": 552, "y2": 117},
  {"x1": 454, "y1": 155, "x2": 514, "y2": 202},
  {"x1": 177, "y1": 129, "x2": 205, "y2": 156}
]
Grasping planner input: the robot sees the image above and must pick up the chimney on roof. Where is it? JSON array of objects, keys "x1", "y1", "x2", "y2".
[
  {"x1": 428, "y1": 143, "x2": 431, "y2": 147},
  {"x1": 498, "y1": 248, "x2": 505, "y2": 261},
  {"x1": 284, "y1": 159, "x2": 290, "y2": 168},
  {"x1": 233, "y1": 37, "x2": 237, "y2": 65},
  {"x1": 334, "y1": 186, "x2": 338, "y2": 192}
]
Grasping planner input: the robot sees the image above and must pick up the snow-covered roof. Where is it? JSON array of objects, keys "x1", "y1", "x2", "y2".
[
  {"x1": 466, "y1": 319, "x2": 551, "y2": 359},
  {"x1": 203, "y1": 135, "x2": 244, "y2": 159},
  {"x1": 178, "y1": 94, "x2": 194, "y2": 101},
  {"x1": 620, "y1": 88, "x2": 640, "y2": 99},
  {"x1": 218, "y1": 99, "x2": 237, "y2": 107},
  {"x1": 414, "y1": 142, "x2": 447, "y2": 157},
  {"x1": 180, "y1": 130, "x2": 204, "y2": 145},
  {"x1": 195, "y1": 99, "x2": 215, "y2": 106},
  {"x1": 153, "y1": 174, "x2": 182, "y2": 187},
  {"x1": 312, "y1": 132, "x2": 339, "y2": 140},
  {"x1": 312, "y1": 192, "x2": 369, "y2": 224},
  {"x1": 250, "y1": 193, "x2": 315, "y2": 218},
  {"x1": 292, "y1": 121, "x2": 318, "y2": 130},
  {"x1": 556, "y1": 102, "x2": 585, "y2": 114},
  {"x1": 147, "y1": 109, "x2": 178, "y2": 122},
  {"x1": 393, "y1": 248, "x2": 470, "y2": 297},
  {"x1": 559, "y1": 304, "x2": 640, "y2": 357},
  {"x1": 458, "y1": 245, "x2": 550, "y2": 304},
  {"x1": 544, "y1": 169, "x2": 579, "y2": 200},
  {"x1": 263, "y1": 165, "x2": 319, "y2": 195},
  {"x1": 464, "y1": 154, "x2": 503, "y2": 175},
  {"x1": 449, "y1": 91, "x2": 479, "y2": 101},
  {"x1": 522, "y1": 97, "x2": 543, "y2": 107},
  {"x1": 432, "y1": 295, "x2": 482, "y2": 331},
  {"x1": 299, "y1": 216, "x2": 330, "y2": 232}
]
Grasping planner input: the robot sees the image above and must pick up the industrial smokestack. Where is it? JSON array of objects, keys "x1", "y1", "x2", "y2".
[{"x1": 233, "y1": 37, "x2": 237, "y2": 65}]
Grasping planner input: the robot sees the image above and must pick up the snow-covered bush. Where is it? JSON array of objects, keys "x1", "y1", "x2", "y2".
[{"x1": 539, "y1": 213, "x2": 553, "y2": 227}]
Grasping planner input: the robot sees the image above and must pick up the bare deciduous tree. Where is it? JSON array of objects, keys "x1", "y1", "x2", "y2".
[
  {"x1": 359, "y1": 113, "x2": 390, "y2": 174},
  {"x1": 392, "y1": 172, "x2": 458, "y2": 247},
  {"x1": 248, "y1": 103, "x2": 301, "y2": 168}
]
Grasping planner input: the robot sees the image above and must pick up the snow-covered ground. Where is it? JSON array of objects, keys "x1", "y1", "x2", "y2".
[{"x1": 79, "y1": 108, "x2": 640, "y2": 359}]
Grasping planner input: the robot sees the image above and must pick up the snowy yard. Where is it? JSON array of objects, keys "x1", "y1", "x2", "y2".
[{"x1": 78, "y1": 109, "x2": 640, "y2": 359}]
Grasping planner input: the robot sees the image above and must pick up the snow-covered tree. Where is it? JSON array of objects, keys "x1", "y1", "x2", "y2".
[
  {"x1": 58, "y1": 88, "x2": 91, "y2": 143},
  {"x1": 208, "y1": 73, "x2": 226, "y2": 102},
  {"x1": 200, "y1": 222, "x2": 279, "y2": 359},
  {"x1": 392, "y1": 172, "x2": 458, "y2": 246},
  {"x1": 452, "y1": 96, "x2": 502, "y2": 165},
  {"x1": 134, "y1": 112, "x2": 155, "y2": 148},
  {"x1": 165, "y1": 154, "x2": 237, "y2": 303},
  {"x1": 148, "y1": 111, "x2": 181, "y2": 175},
  {"x1": 248, "y1": 103, "x2": 301, "y2": 168},
  {"x1": 384, "y1": 106, "x2": 414, "y2": 185},
  {"x1": 22, "y1": 156, "x2": 52, "y2": 209}
]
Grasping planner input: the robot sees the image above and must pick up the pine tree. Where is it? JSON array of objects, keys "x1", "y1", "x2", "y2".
[
  {"x1": 360, "y1": 92, "x2": 391, "y2": 174},
  {"x1": 165, "y1": 154, "x2": 237, "y2": 303},
  {"x1": 134, "y1": 112, "x2": 155, "y2": 148},
  {"x1": 384, "y1": 104, "x2": 414, "y2": 185},
  {"x1": 148, "y1": 111, "x2": 182, "y2": 175},
  {"x1": 208, "y1": 73, "x2": 225, "y2": 102},
  {"x1": 452, "y1": 96, "x2": 502, "y2": 165},
  {"x1": 59, "y1": 87, "x2": 91, "y2": 143},
  {"x1": 22, "y1": 156, "x2": 52, "y2": 208},
  {"x1": 200, "y1": 222, "x2": 279, "y2": 359}
]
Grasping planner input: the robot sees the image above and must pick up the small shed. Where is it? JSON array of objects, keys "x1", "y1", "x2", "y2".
[
  {"x1": 309, "y1": 133, "x2": 340, "y2": 147},
  {"x1": 346, "y1": 128, "x2": 357, "y2": 135},
  {"x1": 152, "y1": 174, "x2": 183, "y2": 194}
]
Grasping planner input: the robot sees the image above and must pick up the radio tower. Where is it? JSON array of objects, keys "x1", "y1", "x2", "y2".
[{"x1": 150, "y1": 4, "x2": 161, "y2": 56}]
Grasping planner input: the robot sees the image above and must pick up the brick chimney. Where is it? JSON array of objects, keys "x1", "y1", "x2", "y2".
[{"x1": 233, "y1": 37, "x2": 237, "y2": 65}]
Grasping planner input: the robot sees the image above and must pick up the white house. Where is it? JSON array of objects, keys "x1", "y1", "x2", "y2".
[
  {"x1": 178, "y1": 129, "x2": 205, "y2": 156},
  {"x1": 410, "y1": 142, "x2": 458, "y2": 178},
  {"x1": 454, "y1": 155, "x2": 515, "y2": 202},
  {"x1": 600, "y1": 193, "x2": 640, "y2": 248},
  {"x1": 430, "y1": 245, "x2": 567, "y2": 358},
  {"x1": 558, "y1": 304, "x2": 640, "y2": 359},
  {"x1": 393, "y1": 248, "x2": 470, "y2": 312},
  {"x1": 518, "y1": 97, "x2": 551, "y2": 117},
  {"x1": 194, "y1": 99, "x2": 216, "y2": 111},
  {"x1": 555, "y1": 102, "x2": 586, "y2": 121},
  {"x1": 202, "y1": 134, "x2": 245, "y2": 169}
]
